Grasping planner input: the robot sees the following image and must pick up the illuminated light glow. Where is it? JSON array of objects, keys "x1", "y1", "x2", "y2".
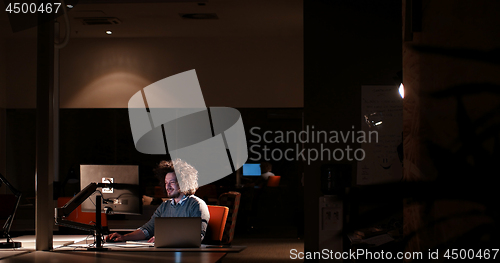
[
  {"x1": 175, "y1": 251, "x2": 182, "y2": 263},
  {"x1": 399, "y1": 83, "x2": 404, "y2": 98},
  {"x1": 64, "y1": 72, "x2": 151, "y2": 108},
  {"x1": 374, "y1": 121, "x2": 383, "y2": 126},
  {"x1": 67, "y1": 5, "x2": 74, "y2": 9},
  {"x1": 106, "y1": 30, "x2": 112, "y2": 35}
]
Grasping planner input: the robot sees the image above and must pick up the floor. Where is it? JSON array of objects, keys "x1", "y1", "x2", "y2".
[
  {"x1": 224, "y1": 237, "x2": 304, "y2": 263},
  {"x1": 220, "y1": 220, "x2": 304, "y2": 263}
]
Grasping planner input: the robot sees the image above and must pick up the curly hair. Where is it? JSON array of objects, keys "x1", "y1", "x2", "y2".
[{"x1": 154, "y1": 159, "x2": 199, "y2": 196}]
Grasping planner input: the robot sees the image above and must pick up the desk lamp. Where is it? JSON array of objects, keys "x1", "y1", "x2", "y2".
[
  {"x1": 55, "y1": 182, "x2": 138, "y2": 251},
  {"x1": 0, "y1": 173, "x2": 22, "y2": 249}
]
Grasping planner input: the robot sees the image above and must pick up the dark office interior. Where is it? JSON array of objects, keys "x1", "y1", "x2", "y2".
[{"x1": 2, "y1": 0, "x2": 500, "y2": 262}]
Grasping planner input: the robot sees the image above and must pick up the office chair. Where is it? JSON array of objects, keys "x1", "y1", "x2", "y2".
[
  {"x1": 205, "y1": 205, "x2": 229, "y2": 244},
  {"x1": 218, "y1": 191, "x2": 241, "y2": 245},
  {"x1": 267, "y1": 176, "x2": 281, "y2": 187}
]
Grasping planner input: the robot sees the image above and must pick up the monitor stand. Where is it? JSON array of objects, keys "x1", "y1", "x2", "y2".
[{"x1": 87, "y1": 195, "x2": 108, "y2": 251}]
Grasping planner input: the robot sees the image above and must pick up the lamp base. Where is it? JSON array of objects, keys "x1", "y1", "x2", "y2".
[
  {"x1": 0, "y1": 242, "x2": 22, "y2": 249},
  {"x1": 87, "y1": 247, "x2": 108, "y2": 251}
]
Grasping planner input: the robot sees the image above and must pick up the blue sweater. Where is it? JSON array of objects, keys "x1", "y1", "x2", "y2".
[{"x1": 139, "y1": 195, "x2": 210, "y2": 240}]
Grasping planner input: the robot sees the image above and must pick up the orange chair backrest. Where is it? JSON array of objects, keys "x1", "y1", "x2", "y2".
[
  {"x1": 206, "y1": 205, "x2": 229, "y2": 242},
  {"x1": 267, "y1": 175, "x2": 281, "y2": 187},
  {"x1": 217, "y1": 191, "x2": 241, "y2": 245},
  {"x1": 57, "y1": 197, "x2": 108, "y2": 227}
]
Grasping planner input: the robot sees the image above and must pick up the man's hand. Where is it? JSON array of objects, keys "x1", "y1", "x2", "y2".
[
  {"x1": 106, "y1": 232, "x2": 125, "y2": 242},
  {"x1": 148, "y1": 236, "x2": 155, "y2": 243},
  {"x1": 106, "y1": 229, "x2": 146, "y2": 242}
]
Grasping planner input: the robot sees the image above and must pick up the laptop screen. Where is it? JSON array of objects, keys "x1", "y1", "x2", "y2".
[{"x1": 154, "y1": 217, "x2": 201, "y2": 248}]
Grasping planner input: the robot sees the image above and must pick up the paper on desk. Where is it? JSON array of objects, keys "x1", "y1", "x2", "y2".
[{"x1": 125, "y1": 241, "x2": 155, "y2": 246}]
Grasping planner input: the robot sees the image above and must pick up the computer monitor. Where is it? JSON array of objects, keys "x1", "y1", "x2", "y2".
[
  {"x1": 242, "y1": 163, "x2": 261, "y2": 176},
  {"x1": 80, "y1": 165, "x2": 142, "y2": 215}
]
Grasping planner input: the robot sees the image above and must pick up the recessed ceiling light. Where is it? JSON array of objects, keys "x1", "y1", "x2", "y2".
[
  {"x1": 67, "y1": 5, "x2": 73, "y2": 9},
  {"x1": 106, "y1": 30, "x2": 112, "y2": 35}
]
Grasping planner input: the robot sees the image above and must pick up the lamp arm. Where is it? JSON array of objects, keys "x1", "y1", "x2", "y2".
[
  {"x1": 54, "y1": 183, "x2": 140, "y2": 237},
  {"x1": 2, "y1": 194, "x2": 21, "y2": 240},
  {"x1": 55, "y1": 218, "x2": 98, "y2": 232},
  {"x1": 0, "y1": 173, "x2": 21, "y2": 197},
  {"x1": 0, "y1": 173, "x2": 22, "y2": 241},
  {"x1": 55, "y1": 182, "x2": 140, "y2": 221},
  {"x1": 55, "y1": 182, "x2": 98, "y2": 219}
]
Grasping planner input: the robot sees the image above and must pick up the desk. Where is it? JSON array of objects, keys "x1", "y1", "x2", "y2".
[
  {"x1": 1, "y1": 235, "x2": 245, "y2": 263},
  {"x1": 57, "y1": 239, "x2": 246, "y2": 253},
  {"x1": 0, "y1": 251, "x2": 228, "y2": 263},
  {"x1": 0, "y1": 235, "x2": 90, "y2": 250}
]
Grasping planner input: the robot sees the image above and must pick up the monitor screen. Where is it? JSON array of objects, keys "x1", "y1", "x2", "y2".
[
  {"x1": 80, "y1": 165, "x2": 142, "y2": 215},
  {"x1": 242, "y1": 163, "x2": 261, "y2": 176}
]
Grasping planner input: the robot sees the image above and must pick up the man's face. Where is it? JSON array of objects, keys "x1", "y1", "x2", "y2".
[{"x1": 165, "y1": 172, "x2": 181, "y2": 198}]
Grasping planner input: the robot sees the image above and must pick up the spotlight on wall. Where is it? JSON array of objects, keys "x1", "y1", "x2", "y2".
[{"x1": 399, "y1": 83, "x2": 404, "y2": 98}]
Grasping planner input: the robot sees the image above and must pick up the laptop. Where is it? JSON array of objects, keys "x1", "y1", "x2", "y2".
[{"x1": 154, "y1": 217, "x2": 201, "y2": 248}]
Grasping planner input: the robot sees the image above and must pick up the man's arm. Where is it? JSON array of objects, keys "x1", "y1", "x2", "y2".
[
  {"x1": 106, "y1": 202, "x2": 167, "y2": 242},
  {"x1": 189, "y1": 196, "x2": 210, "y2": 241},
  {"x1": 106, "y1": 229, "x2": 146, "y2": 242}
]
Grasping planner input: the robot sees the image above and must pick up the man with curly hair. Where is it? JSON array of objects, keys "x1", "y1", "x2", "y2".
[{"x1": 106, "y1": 159, "x2": 210, "y2": 242}]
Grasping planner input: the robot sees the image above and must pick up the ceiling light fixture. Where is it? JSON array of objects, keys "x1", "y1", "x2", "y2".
[{"x1": 106, "y1": 30, "x2": 112, "y2": 35}]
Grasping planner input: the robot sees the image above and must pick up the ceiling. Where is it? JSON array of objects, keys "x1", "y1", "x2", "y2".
[{"x1": 0, "y1": 0, "x2": 303, "y2": 38}]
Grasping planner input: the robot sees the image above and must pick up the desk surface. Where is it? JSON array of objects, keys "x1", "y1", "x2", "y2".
[
  {"x1": 0, "y1": 250, "x2": 227, "y2": 263},
  {"x1": 57, "y1": 241, "x2": 246, "y2": 253},
  {"x1": 1, "y1": 235, "x2": 90, "y2": 250},
  {"x1": 2, "y1": 235, "x2": 245, "y2": 251},
  {"x1": 1, "y1": 235, "x2": 244, "y2": 263}
]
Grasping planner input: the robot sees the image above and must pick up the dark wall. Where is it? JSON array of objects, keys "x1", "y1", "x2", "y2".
[
  {"x1": 58, "y1": 109, "x2": 165, "y2": 197},
  {"x1": 5, "y1": 109, "x2": 163, "y2": 200},
  {"x1": 305, "y1": 0, "x2": 402, "y2": 253},
  {"x1": 6, "y1": 108, "x2": 303, "y2": 209},
  {"x1": 402, "y1": 0, "x2": 500, "y2": 253},
  {"x1": 239, "y1": 108, "x2": 303, "y2": 188},
  {"x1": 6, "y1": 109, "x2": 36, "y2": 200}
]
